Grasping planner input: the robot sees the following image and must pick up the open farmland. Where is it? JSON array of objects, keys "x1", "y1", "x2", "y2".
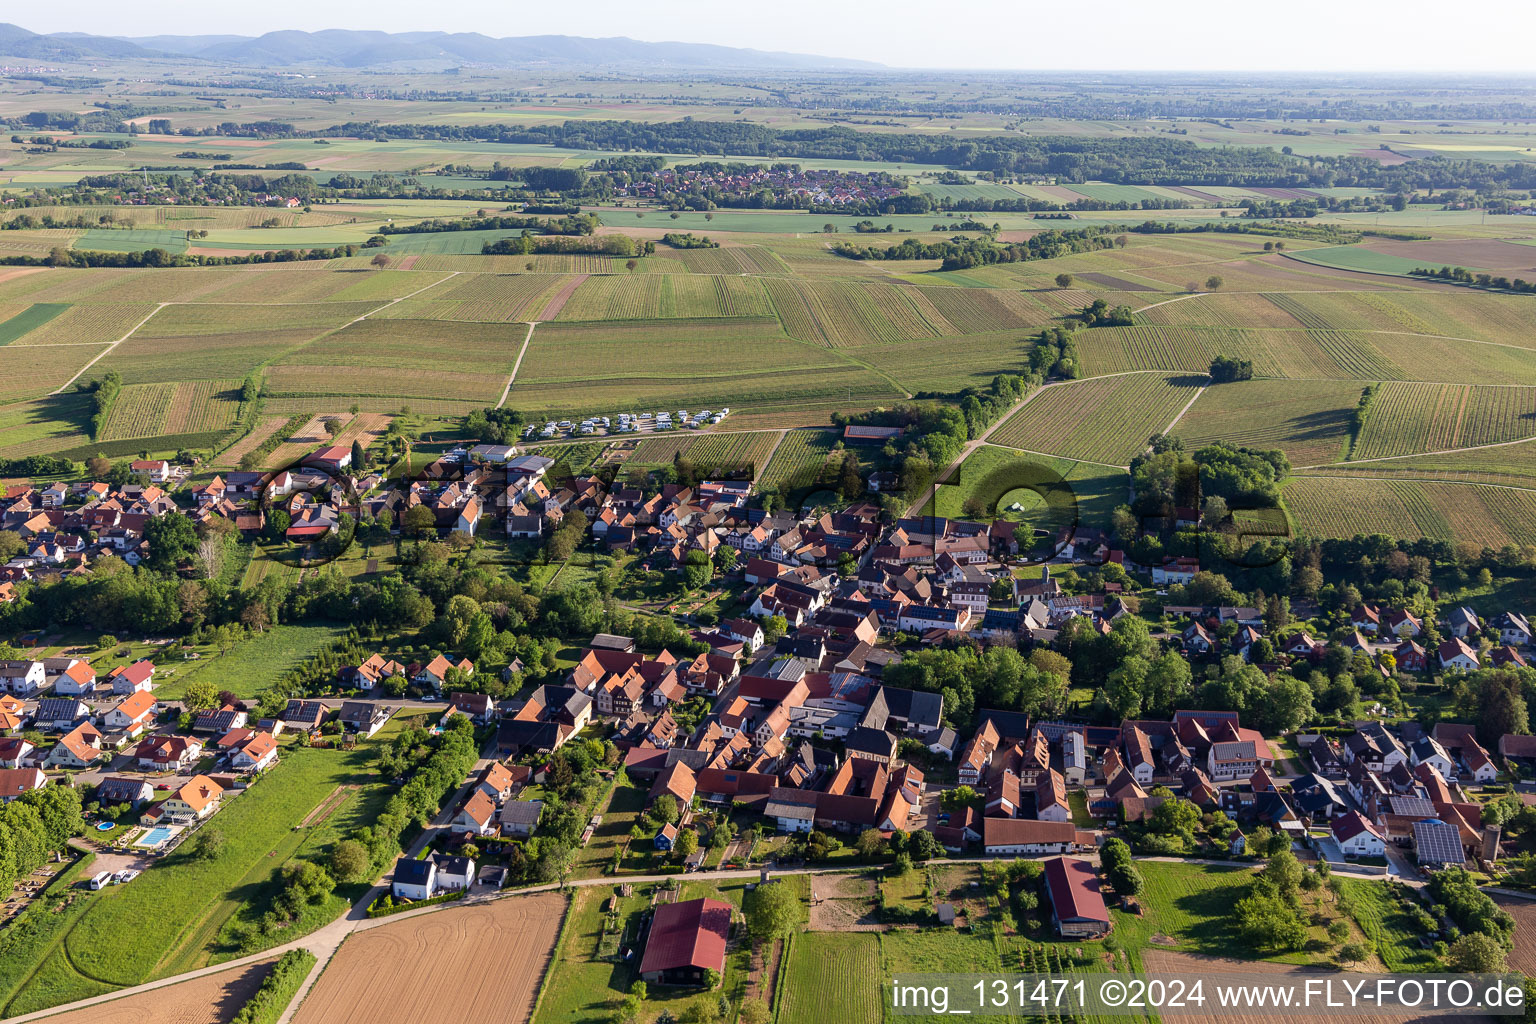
[
  {"x1": 1176, "y1": 378, "x2": 1364, "y2": 465},
  {"x1": 22, "y1": 959, "x2": 276, "y2": 1024},
  {"x1": 0, "y1": 343, "x2": 112, "y2": 401},
  {"x1": 760, "y1": 428, "x2": 837, "y2": 491},
  {"x1": 100, "y1": 380, "x2": 244, "y2": 441},
  {"x1": 991, "y1": 372, "x2": 1205, "y2": 465},
  {"x1": 0, "y1": 392, "x2": 93, "y2": 458},
  {"x1": 1302, "y1": 437, "x2": 1536, "y2": 489},
  {"x1": 777, "y1": 932, "x2": 881, "y2": 1024},
  {"x1": 372, "y1": 272, "x2": 572, "y2": 322},
  {"x1": 513, "y1": 317, "x2": 901, "y2": 413},
  {"x1": 292, "y1": 894, "x2": 566, "y2": 1024},
  {"x1": 1285, "y1": 476, "x2": 1536, "y2": 547},
  {"x1": 270, "y1": 318, "x2": 528, "y2": 403},
  {"x1": 0, "y1": 301, "x2": 68, "y2": 344},
  {"x1": 554, "y1": 272, "x2": 773, "y2": 321},
  {"x1": 627, "y1": 429, "x2": 782, "y2": 473},
  {"x1": 1352, "y1": 382, "x2": 1536, "y2": 460}
]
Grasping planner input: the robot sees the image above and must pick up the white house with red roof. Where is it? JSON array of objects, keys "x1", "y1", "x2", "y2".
[
  {"x1": 1331, "y1": 810, "x2": 1385, "y2": 857},
  {"x1": 107, "y1": 661, "x2": 155, "y2": 694}
]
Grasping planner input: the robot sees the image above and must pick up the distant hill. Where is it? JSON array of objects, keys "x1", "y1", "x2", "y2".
[
  {"x1": 0, "y1": 23, "x2": 155, "y2": 60},
  {"x1": 0, "y1": 23, "x2": 878, "y2": 70}
]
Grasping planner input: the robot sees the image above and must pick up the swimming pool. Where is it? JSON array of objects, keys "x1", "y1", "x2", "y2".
[
  {"x1": 95, "y1": 821, "x2": 115, "y2": 832},
  {"x1": 135, "y1": 826, "x2": 173, "y2": 848}
]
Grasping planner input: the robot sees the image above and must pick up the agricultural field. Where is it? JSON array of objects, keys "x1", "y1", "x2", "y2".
[
  {"x1": 0, "y1": 301, "x2": 69, "y2": 344},
  {"x1": 514, "y1": 318, "x2": 901, "y2": 414},
  {"x1": 19, "y1": 959, "x2": 277, "y2": 1024},
  {"x1": 1175, "y1": 378, "x2": 1365, "y2": 466},
  {"x1": 270, "y1": 318, "x2": 526, "y2": 403},
  {"x1": 777, "y1": 932, "x2": 882, "y2": 1024},
  {"x1": 1351, "y1": 382, "x2": 1536, "y2": 460},
  {"x1": 293, "y1": 894, "x2": 567, "y2": 1024},
  {"x1": 1284, "y1": 476, "x2": 1536, "y2": 548},
  {"x1": 0, "y1": 392, "x2": 93, "y2": 458},
  {"x1": 991, "y1": 372, "x2": 1205, "y2": 465},
  {"x1": 1306, "y1": 437, "x2": 1536, "y2": 490},
  {"x1": 554, "y1": 272, "x2": 773, "y2": 321},
  {"x1": 372, "y1": 271, "x2": 573, "y2": 322},
  {"x1": 627, "y1": 429, "x2": 782, "y2": 473},
  {"x1": 759, "y1": 428, "x2": 838, "y2": 491},
  {"x1": 99, "y1": 379, "x2": 245, "y2": 441}
]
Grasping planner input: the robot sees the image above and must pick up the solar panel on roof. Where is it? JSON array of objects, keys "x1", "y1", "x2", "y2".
[{"x1": 1413, "y1": 819, "x2": 1464, "y2": 867}]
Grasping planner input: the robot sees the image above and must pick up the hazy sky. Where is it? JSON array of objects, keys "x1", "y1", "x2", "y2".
[{"x1": 27, "y1": 0, "x2": 1536, "y2": 72}]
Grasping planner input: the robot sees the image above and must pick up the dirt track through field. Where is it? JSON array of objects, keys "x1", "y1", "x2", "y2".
[
  {"x1": 536, "y1": 274, "x2": 587, "y2": 320},
  {"x1": 297, "y1": 784, "x2": 357, "y2": 828},
  {"x1": 290, "y1": 893, "x2": 566, "y2": 1024},
  {"x1": 33, "y1": 959, "x2": 273, "y2": 1024}
]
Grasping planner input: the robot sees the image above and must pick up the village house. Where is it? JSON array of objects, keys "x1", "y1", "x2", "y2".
[
  {"x1": 1331, "y1": 810, "x2": 1386, "y2": 857},
  {"x1": 0, "y1": 766, "x2": 47, "y2": 803},
  {"x1": 133, "y1": 733, "x2": 202, "y2": 771},
  {"x1": 45, "y1": 722, "x2": 103, "y2": 768}
]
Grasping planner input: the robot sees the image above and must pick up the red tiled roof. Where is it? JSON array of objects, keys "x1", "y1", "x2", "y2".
[
  {"x1": 1044, "y1": 856, "x2": 1109, "y2": 924},
  {"x1": 638, "y1": 897, "x2": 731, "y2": 976}
]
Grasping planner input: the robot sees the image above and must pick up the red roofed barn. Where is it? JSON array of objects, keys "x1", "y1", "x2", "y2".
[{"x1": 638, "y1": 896, "x2": 732, "y2": 986}]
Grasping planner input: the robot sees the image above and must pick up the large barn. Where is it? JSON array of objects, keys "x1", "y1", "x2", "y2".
[
  {"x1": 1043, "y1": 856, "x2": 1111, "y2": 937},
  {"x1": 638, "y1": 897, "x2": 732, "y2": 986}
]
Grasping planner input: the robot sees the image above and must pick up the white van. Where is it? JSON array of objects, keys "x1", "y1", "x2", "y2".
[{"x1": 89, "y1": 870, "x2": 113, "y2": 890}]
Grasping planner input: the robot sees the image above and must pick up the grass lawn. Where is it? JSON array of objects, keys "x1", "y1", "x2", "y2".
[
  {"x1": 155, "y1": 621, "x2": 351, "y2": 700},
  {"x1": 571, "y1": 782, "x2": 647, "y2": 879},
  {"x1": 1339, "y1": 878, "x2": 1438, "y2": 971},
  {"x1": 11, "y1": 746, "x2": 380, "y2": 1014},
  {"x1": 777, "y1": 931, "x2": 882, "y2": 1024},
  {"x1": 0, "y1": 855, "x2": 110, "y2": 1018},
  {"x1": 879, "y1": 866, "x2": 929, "y2": 916}
]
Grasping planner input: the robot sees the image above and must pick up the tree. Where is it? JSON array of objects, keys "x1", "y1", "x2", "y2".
[
  {"x1": 331, "y1": 839, "x2": 370, "y2": 883},
  {"x1": 183, "y1": 679, "x2": 219, "y2": 713},
  {"x1": 744, "y1": 879, "x2": 803, "y2": 939},
  {"x1": 370, "y1": 253, "x2": 390, "y2": 269},
  {"x1": 1338, "y1": 942, "x2": 1368, "y2": 963},
  {"x1": 1445, "y1": 932, "x2": 1507, "y2": 973},
  {"x1": 402, "y1": 505, "x2": 437, "y2": 539},
  {"x1": 1206, "y1": 275, "x2": 1225, "y2": 291},
  {"x1": 190, "y1": 827, "x2": 227, "y2": 862},
  {"x1": 1054, "y1": 273, "x2": 1074, "y2": 289},
  {"x1": 652, "y1": 794, "x2": 679, "y2": 824},
  {"x1": 682, "y1": 549, "x2": 712, "y2": 591},
  {"x1": 351, "y1": 440, "x2": 366, "y2": 471},
  {"x1": 675, "y1": 827, "x2": 699, "y2": 859},
  {"x1": 1234, "y1": 890, "x2": 1308, "y2": 951},
  {"x1": 1263, "y1": 850, "x2": 1305, "y2": 901},
  {"x1": 856, "y1": 827, "x2": 887, "y2": 860},
  {"x1": 144, "y1": 513, "x2": 199, "y2": 572}
]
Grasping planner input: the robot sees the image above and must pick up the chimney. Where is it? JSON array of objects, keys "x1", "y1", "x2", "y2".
[{"x1": 1482, "y1": 825, "x2": 1502, "y2": 864}]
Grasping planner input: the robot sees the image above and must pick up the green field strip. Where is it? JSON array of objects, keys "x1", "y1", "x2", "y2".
[{"x1": 0, "y1": 303, "x2": 69, "y2": 345}]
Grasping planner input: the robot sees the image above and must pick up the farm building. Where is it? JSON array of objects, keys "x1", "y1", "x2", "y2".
[
  {"x1": 638, "y1": 897, "x2": 732, "y2": 986},
  {"x1": 1042, "y1": 856, "x2": 1111, "y2": 937}
]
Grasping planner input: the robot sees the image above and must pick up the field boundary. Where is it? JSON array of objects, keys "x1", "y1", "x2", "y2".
[
  {"x1": 496, "y1": 321, "x2": 538, "y2": 409},
  {"x1": 49, "y1": 303, "x2": 168, "y2": 395}
]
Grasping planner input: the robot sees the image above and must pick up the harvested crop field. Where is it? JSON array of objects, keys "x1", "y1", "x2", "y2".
[
  {"x1": 1364, "y1": 237, "x2": 1536, "y2": 276},
  {"x1": 1141, "y1": 949, "x2": 1480, "y2": 1023},
  {"x1": 292, "y1": 892, "x2": 566, "y2": 1024},
  {"x1": 1492, "y1": 894, "x2": 1536, "y2": 976},
  {"x1": 37, "y1": 959, "x2": 274, "y2": 1024}
]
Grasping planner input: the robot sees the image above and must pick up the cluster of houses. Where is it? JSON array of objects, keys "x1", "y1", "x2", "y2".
[
  {"x1": 0, "y1": 653, "x2": 290, "y2": 842},
  {"x1": 1, "y1": 470, "x2": 185, "y2": 581}
]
